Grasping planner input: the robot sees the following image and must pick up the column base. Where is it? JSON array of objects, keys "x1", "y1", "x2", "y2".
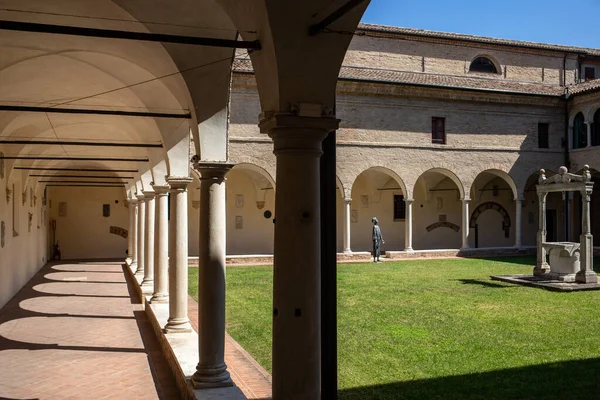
[
  {"x1": 533, "y1": 263, "x2": 550, "y2": 277},
  {"x1": 404, "y1": 247, "x2": 414, "y2": 253},
  {"x1": 125, "y1": 257, "x2": 132, "y2": 265},
  {"x1": 460, "y1": 245, "x2": 470, "y2": 250},
  {"x1": 576, "y1": 271, "x2": 598, "y2": 284},
  {"x1": 163, "y1": 318, "x2": 193, "y2": 334},
  {"x1": 191, "y1": 364, "x2": 233, "y2": 389},
  {"x1": 141, "y1": 278, "x2": 154, "y2": 288},
  {"x1": 343, "y1": 249, "x2": 352, "y2": 254},
  {"x1": 150, "y1": 293, "x2": 169, "y2": 304},
  {"x1": 134, "y1": 269, "x2": 144, "y2": 277}
]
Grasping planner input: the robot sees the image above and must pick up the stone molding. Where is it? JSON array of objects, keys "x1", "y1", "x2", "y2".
[
  {"x1": 192, "y1": 162, "x2": 235, "y2": 182},
  {"x1": 152, "y1": 185, "x2": 170, "y2": 195},
  {"x1": 166, "y1": 176, "x2": 193, "y2": 190}
]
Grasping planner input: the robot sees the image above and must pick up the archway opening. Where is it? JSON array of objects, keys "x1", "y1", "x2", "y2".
[
  {"x1": 350, "y1": 168, "x2": 406, "y2": 252},
  {"x1": 413, "y1": 169, "x2": 463, "y2": 250},
  {"x1": 469, "y1": 171, "x2": 517, "y2": 248}
]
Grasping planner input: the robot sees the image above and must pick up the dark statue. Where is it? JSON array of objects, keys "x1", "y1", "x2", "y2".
[{"x1": 372, "y1": 217, "x2": 384, "y2": 263}]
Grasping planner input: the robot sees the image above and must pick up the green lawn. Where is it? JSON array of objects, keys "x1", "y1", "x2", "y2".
[{"x1": 189, "y1": 257, "x2": 600, "y2": 399}]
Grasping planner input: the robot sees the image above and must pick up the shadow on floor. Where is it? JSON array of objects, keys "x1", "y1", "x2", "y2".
[
  {"x1": 338, "y1": 357, "x2": 600, "y2": 400},
  {"x1": 454, "y1": 279, "x2": 511, "y2": 288}
]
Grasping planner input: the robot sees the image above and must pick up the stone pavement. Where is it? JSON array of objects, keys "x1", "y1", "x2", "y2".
[{"x1": 0, "y1": 261, "x2": 180, "y2": 400}]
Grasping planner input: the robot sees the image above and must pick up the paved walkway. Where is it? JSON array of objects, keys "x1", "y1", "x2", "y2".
[{"x1": 0, "y1": 261, "x2": 180, "y2": 400}]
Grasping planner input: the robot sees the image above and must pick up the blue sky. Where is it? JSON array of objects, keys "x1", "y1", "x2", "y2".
[{"x1": 361, "y1": 0, "x2": 600, "y2": 49}]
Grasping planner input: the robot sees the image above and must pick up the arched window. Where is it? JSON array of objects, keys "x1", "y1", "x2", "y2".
[
  {"x1": 573, "y1": 112, "x2": 587, "y2": 149},
  {"x1": 592, "y1": 109, "x2": 600, "y2": 147},
  {"x1": 469, "y1": 57, "x2": 498, "y2": 73}
]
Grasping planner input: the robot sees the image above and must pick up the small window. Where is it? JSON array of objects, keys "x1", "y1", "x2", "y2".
[
  {"x1": 103, "y1": 204, "x2": 110, "y2": 217},
  {"x1": 584, "y1": 66, "x2": 596, "y2": 81},
  {"x1": 538, "y1": 123, "x2": 549, "y2": 149},
  {"x1": 393, "y1": 195, "x2": 406, "y2": 220},
  {"x1": 469, "y1": 57, "x2": 498, "y2": 74},
  {"x1": 432, "y1": 117, "x2": 446, "y2": 144}
]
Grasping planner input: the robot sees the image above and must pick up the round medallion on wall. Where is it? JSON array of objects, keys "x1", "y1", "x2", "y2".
[{"x1": 264, "y1": 210, "x2": 272, "y2": 219}]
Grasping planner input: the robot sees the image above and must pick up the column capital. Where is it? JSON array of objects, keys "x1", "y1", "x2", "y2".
[
  {"x1": 142, "y1": 190, "x2": 156, "y2": 199},
  {"x1": 128, "y1": 198, "x2": 138, "y2": 205},
  {"x1": 343, "y1": 197, "x2": 352, "y2": 204},
  {"x1": 136, "y1": 193, "x2": 145, "y2": 201},
  {"x1": 152, "y1": 184, "x2": 170, "y2": 195},
  {"x1": 403, "y1": 198, "x2": 415, "y2": 203},
  {"x1": 461, "y1": 198, "x2": 471, "y2": 203},
  {"x1": 193, "y1": 162, "x2": 235, "y2": 181},
  {"x1": 166, "y1": 176, "x2": 193, "y2": 190},
  {"x1": 259, "y1": 114, "x2": 340, "y2": 157}
]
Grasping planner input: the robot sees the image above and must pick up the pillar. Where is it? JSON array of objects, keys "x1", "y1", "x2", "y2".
[
  {"x1": 534, "y1": 192, "x2": 550, "y2": 276},
  {"x1": 576, "y1": 187, "x2": 597, "y2": 283},
  {"x1": 135, "y1": 194, "x2": 146, "y2": 277},
  {"x1": 151, "y1": 185, "x2": 170, "y2": 303},
  {"x1": 126, "y1": 200, "x2": 134, "y2": 264},
  {"x1": 259, "y1": 114, "x2": 339, "y2": 400},
  {"x1": 586, "y1": 121, "x2": 593, "y2": 148},
  {"x1": 404, "y1": 198, "x2": 414, "y2": 252},
  {"x1": 129, "y1": 198, "x2": 138, "y2": 269},
  {"x1": 461, "y1": 199, "x2": 470, "y2": 249},
  {"x1": 141, "y1": 191, "x2": 155, "y2": 290},
  {"x1": 343, "y1": 198, "x2": 352, "y2": 254},
  {"x1": 514, "y1": 199, "x2": 523, "y2": 247},
  {"x1": 191, "y1": 162, "x2": 234, "y2": 388},
  {"x1": 164, "y1": 177, "x2": 193, "y2": 333}
]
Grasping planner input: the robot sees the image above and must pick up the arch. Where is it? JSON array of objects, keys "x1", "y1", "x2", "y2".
[
  {"x1": 470, "y1": 202, "x2": 511, "y2": 235},
  {"x1": 469, "y1": 56, "x2": 499, "y2": 74},
  {"x1": 573, "y1": 112, "x2": 587, "y2": 149},
  {"x1": 351, "y1": 166, "x2": 408, "y2": 198},
  {"x1": 471, "y1": 169, "x2": 518, "y2": 200},
  {"x1": 417, "y1": 168, "x2": 465, "y2": 199}
]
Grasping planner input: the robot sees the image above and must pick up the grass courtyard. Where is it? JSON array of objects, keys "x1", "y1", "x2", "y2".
[{"x1": 189, "y1": 257, "x2": 600, "y2": 399}]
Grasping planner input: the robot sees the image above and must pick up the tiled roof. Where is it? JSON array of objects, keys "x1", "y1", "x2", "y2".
[
  {"x1": 567, "y1": 79, "x2": 600, "y2": 95},
  {"x1": 357, "y1": 24, "x2": 600, "y2": 57},
  {"x1": 232, "y1": 59, "x2": 564, "y2": 96}
]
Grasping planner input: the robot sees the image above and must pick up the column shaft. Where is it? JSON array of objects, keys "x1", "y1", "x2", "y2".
[
  {"x1": 461, "y1": 199, "x2": 470, "y2": 249},
  {"x1": 142, "y1": 192, "x2": 155, "y2": 289},
  {"x1": 135, "y1": 195, "x2": 146, "y2": 277},
  {"x1": 164, "y1": 177, "x2": 193, "y2": 333},
  {"x1": 577, "y1": 187, "x2": 597, "y2": 283},
  {"x1": 404, "y1": 199, "x2": 414, "y2": 251},
  {"x1": 127, "y1": 201, "x2": 134, "y2": 263},
  {"x1": 515, "y1": 199, "x2": 523, "y2": 247},
  {"x1": 191, "y1": 163, "x2": 234, "y2": 388},
  {"x1": 586, "y1": 121, "x2": 593, "y2": 148},
  {"x1": 260, "y1": 114, "x2": 338, "y2": 400},
  {"x1": 130, "y1": 199, "x2": 138, "y2": 269},
  {"x1": 343, "y1": 199, "x2": 352, "y2": 253},
  {"x1": 534, "y1": 192, "x2": 549, "y2": 276},
  {"x1": 151, "y1": 186, "x2": 169, "y2": 303}
]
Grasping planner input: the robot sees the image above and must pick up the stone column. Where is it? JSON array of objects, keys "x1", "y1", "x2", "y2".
[
  {"x1": 141, "y1": 191, "x2": 155, "y2": 291},
  {"x1": 461, "y1": 199, "x2": 470, "y2": 249},
  {"x1": 259, "y1": 114, "x2": 339, "y2": 400},
  {"x1": 191, "y1": 162, "x2": 234, "y2": 388},
  {"x1": 514, "y1": 199, "x2": 523, "y2": 247},
  {"x1": 534, "y1": 192, "x2": 550, "y2": 276},
  {"x1": 126, "y1": 200, "x2": 134, "y2": 264},
  {"x1": 576, "y1": 186, "x2": 597, "y2": 283},
  {"x1": 164, "y1": 177, "x2": 193, "y2": 333},
  {"x1": 129, "y1": 199, "x2": 138, "y2": 269},
  {"x1": 135, "y1": 194, "x2": 146, "y2": 277},
  {"x1": 151, "y1": 185, "x2": 170, "y2": 303},
  {"x1": 404, "y1": 198, "x2": 414, "y2": 252},
  {"x1": 586, "y1": 121, "x2": 593, "y2": 148},
  {"x1": 343, "y1": 198, "x2": 352, "y2": 254}
]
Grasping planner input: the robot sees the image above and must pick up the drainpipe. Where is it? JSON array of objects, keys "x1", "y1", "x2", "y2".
[{"x1": 564, "y1": 53, "x2": 571, "y2": 241}]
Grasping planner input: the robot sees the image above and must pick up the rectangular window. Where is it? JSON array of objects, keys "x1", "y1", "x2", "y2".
[
  {"x1": 538, "y1": 123, "x2": 549, "y2": 148},
  {"x1": 103, "y1": 204, "x2": 110, "y2": 217},
  {"x1": 584, "y1": 66, "x2": 596, "y2": 81},
  {"x1": 432, "y1": 117, "x2": 446, "y2": 144},
  {"x1": 393, "y1": 195, "x2": 406, "y2": 220}
]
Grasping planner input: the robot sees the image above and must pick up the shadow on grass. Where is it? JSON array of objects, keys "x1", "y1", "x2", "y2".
[
  {"x1": 455, "y1": 279, "x2": 509, "y2": 288},
  {"x1": 338, "y1": 357, "x2": 600, "y2": 400},
  {"x1": 466, "y1": 256, "x2": 536, "y2": 266}
]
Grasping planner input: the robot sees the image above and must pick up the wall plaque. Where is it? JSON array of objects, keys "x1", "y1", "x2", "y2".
[
  {"x1": 58, "y1": 202, "x2": 67, "y2": 217},
  {"x1": 109, "y1": 226, "x2": 128, "y2": 238}
]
